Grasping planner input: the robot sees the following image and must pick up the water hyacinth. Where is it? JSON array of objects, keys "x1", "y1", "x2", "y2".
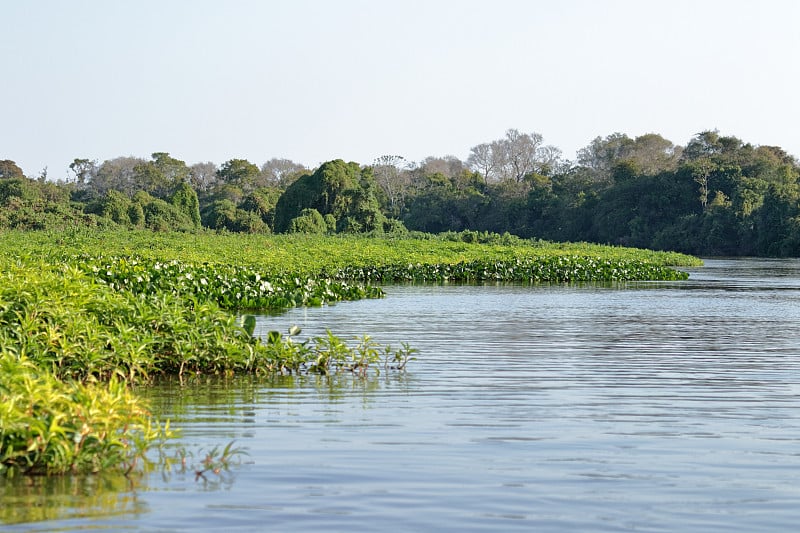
[
  {"x1": 326, "y1": 256, "x2": 690, "y2": 283},
  {"x1": 75, "y1": 250, "x2": 688, "y2": 314},
  {"x1": 77, "y1": 255, "x2": 384, "y2": 310},
  {"x1": 0, "y1": 263, "x2": 408, "y2": 383}
]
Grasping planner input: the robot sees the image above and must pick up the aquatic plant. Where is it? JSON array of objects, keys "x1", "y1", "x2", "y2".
[
  {"x1": 0, "y1": 229, "x2": 701, "y2": 278},
  {"x1": 173, "y1": 441, "x2": 247, "y2": 484},
  {"x1": 0, "y1": 263, "x2": 409, "y2": 383},
  {"x1": 0, "y1": 261, "x2": 411, "y2": 478},
  {"x1": 258, "y1": 326, "x2": 415, "y2": 377},
  {"x1": 0, "y1": 354, "x2": 171, "y2": 477},
  {"x1": 76, "y1": 255, "x2": 384, "y2": 311},
  {"x1": 326, "y1": 255, "x2": 691, "y2": 283}
]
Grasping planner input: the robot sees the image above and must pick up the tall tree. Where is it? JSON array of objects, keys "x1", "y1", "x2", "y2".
[
  {"x1": 681, "y1": 130, "x2": 743, "y2": 162},
  {"x1": 217, "y1": 159, "x2": 261, "y2": 193},
  {"x1": 90, "y1": 156, "x2": 146, "y2": 196},
  {"x1": 628, "y1": 133, "x2": 681, "y2": 174},
  {"x1": 188, "y1": 161, "x2": 219, "y2": 192},
  {"x1": 687, "y1": 157, "x2": 716, "y2": 210},
  {"x1": 0, "y1": 160, "x2": 25, "y2": 179},
  {"x1": 402, "y1": 170, "x2": 485, "y2": 233},
  {"x1": 415, "y1": 155, "x2": 467, "y2": 179},
  {"x1": 372, "y1": 155, "x2": 411, "y2": 217},
  {"x1": 467, "y1": 129, "x2": 562, "y2": 183},
  {"x1": 576, "y1": 132, "x2": 679, "y2": 183},
  {"x1": 273, "y1": 159, "x2": 386, "y2": 233},
  {"x1": 133, "y1": 152, "x2": 189, "y2": 197},
  {"x1": 466, "y1": 143, "x2": 498, "y2": 183},
  {"x1": 260, "y1": 158, "x2": 307, "y2": 188},
  {"x1": 576, "y1": 133, "x2": 635, "y2": 183},
  {"x1": 69, "y1": 158, "x2": 97, "y2": 188},
  {"x1": 240, "y1": 188, "x2": 281, "y2": 229},
  {"x1": 502, "y1": 128, "x2": 544, "y2": 182}
]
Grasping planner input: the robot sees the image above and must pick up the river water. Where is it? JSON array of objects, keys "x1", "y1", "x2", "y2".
[{"x1": 4, "y1": 258, "x2": 800, "y2": 531}]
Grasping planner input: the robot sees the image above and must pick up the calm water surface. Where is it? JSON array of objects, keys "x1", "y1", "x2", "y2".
[{"x1": 4, "y1": 258, "x2": 800, "y2": 531}]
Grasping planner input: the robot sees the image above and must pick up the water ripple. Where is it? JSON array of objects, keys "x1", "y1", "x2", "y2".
[{"x1": 12, "y1": 259, "x2": 800, "y2": 532}]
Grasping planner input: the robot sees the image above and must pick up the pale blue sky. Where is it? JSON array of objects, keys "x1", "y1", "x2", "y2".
[{"x1": 3, "y1": 0, "x2": 799, "y2": 179}]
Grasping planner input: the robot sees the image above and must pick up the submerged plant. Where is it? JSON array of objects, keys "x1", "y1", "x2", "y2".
[
  {"x1": 384, "y1": 342, "x2": 418, "y2": 371},
  {"x1": 177, "y1": 441, "x2": 247, "y2": 484}
]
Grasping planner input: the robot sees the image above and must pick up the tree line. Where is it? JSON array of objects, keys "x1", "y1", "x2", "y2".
[{"x1": 2, "y1": 128, "x2": 800, "y2": 256}]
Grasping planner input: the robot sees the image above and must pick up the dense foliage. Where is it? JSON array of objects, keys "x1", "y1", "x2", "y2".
[
  {"x1": 327, "y1": 256, "x2": 690, "y2": 283},
  {"x1": 81, "y1": 256, "x2": 384, "y2": 310},
  {"x1": 0, "y1": 254, "x2": 424, "y2": 383},
  {"x1": 0, "y1": 236, "x2": 383, "y2": 476},
  {"x1": 3, "y1": 128, "x2": 800, "y2": 256},
  {"x1": 0, "y1": 354, "x2": 170, "y2": 476},
  {"x1": 0, "y1": 229, "x2": 699, "y2": 278},
  {"x1": 273, "y1": 160, "x2": 388, "y2": 233}
]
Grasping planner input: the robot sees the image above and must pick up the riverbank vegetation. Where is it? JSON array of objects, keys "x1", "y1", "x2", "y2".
[
  {"x1": 3, "y1": 129, "x2": 800, "y2": 256},
  {"x1": 0, "y1": 354, "x2": 170, "y2": 477},
  {"x1": 0, "y1": 229, "x2": 699, "y2": 477}
]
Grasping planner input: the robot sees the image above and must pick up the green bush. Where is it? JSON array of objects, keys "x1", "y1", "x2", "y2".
[
  {"x1": 128, "y1": 201, "x2": 145, "y2": 227},
  {"x1": 101, "y1": 190, "x2": 132, "y2": 225},
  {"x1": 0, "y1": 178, "x2": 40, "y2": 205},
  {"x1": 144, "y1": 198, "x2": 196, "y2": 232},
  {"x1": 274, "y1": 160, "x2": 386, "y2": 234},
  {"x1": 289, "y1": 208, "x2": 327, "y2": 234}
]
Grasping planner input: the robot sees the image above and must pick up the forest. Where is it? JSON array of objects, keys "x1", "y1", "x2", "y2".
[{"x1": 2, "y1": 128, "x2": 799, "y2": 256}]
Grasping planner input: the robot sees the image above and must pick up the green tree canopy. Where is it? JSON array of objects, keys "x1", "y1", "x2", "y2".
[
  {"x1": 273, "y1": 160, "x2": 386, "y2": 233},
  {"x1": 217, "y1": 159, "x2": 261, "y2": 193},
  {"x1": 201, "y1": 199, "x2": 267, "y2": 233},
  {"x1": 170, "y1": 182, "x2": 201, "y2": 228},
  {"x1": 239, "y1": 188, "x2": 281, "y2": 228},
  {"x1": 69, "y1": 158, "x2": 98, "y2": 187},
  {"x1": 0, "y1": 160, "x2": 25, "y2": 180},
  {"x1": 133, "y1": 152, "x2": 190, "y2": 198}
]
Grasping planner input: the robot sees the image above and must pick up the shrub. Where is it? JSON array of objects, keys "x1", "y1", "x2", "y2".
[
  {"x1": 289, "y1": 208, "x2": 327, "y2": 234},
  {"x1": 144, "y1": 198, "x2": 196, "y2": 232},
  {"x1": 101, "y1": 190, "x2": 132, "y2": 225}
]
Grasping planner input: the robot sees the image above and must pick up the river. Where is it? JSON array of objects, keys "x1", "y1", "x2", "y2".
[{"x1": 3, "y1": 258, "x2": 800, "y2": 531}]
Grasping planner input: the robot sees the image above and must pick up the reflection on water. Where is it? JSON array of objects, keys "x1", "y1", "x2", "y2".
[
  {"x1": 4, "y1": 258, "x2": 800, "y2": 532},
  {"x1": 0, "y1": 473, "x2": 147, "y2": 525}
]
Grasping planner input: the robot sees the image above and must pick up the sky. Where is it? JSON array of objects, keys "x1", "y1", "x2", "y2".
[{"x1": 2, "y1": 0, "x2": 800, "y2": 180}]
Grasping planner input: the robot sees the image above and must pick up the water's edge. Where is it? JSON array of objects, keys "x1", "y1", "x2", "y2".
[{"x1": 4, "y1": 259, "x2": 800, "y2": 532}]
